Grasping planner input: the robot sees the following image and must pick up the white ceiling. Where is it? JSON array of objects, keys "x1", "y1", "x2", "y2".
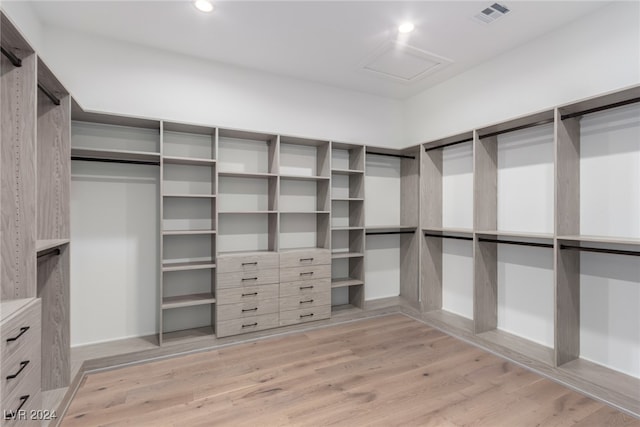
[{"x1": 28, "y1": 0, "x2": 612, "y2": 99}]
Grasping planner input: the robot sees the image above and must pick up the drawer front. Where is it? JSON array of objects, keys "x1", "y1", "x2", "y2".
[
  {"x1": 217, "y1": 284, "x2": 279, "y2": 305},
  {"x1": 280, "y1": 265, "x2": 330, "y2": 283},
  {"x1": 2, "y1": 346, "x2": 41, "y2": 402},
  {"x1": 217, "y1": 268, "x2": 280, "y2": 289},
  {"x1": 280, "y1": 279, "x2": 330, "y2": 298},
  {"x1": 217, "y1": 298, "x2": 279, "y2": 321},
  {"x1": 1, "y1": 300, "x2": 41, "y2": 364},
  {"x1": 2, "y1": 354, "x2": 41, "y2": 425},
  {"x1": 279, "y1": 292, "x2": 331, "y2": 312},
  {"x1": 216, "y1": 313, "x2": 279, "y2": 338},
  {"x1": 217, "y1": 253, "x2": 279, "y2": 274},
  {"x1": 279, "y1": 249, "x2": 330, "y2": 269},
  {"x1": 279, "y1": 305, "x2": 331, "y2": 327},
  {"x1": 2, "y1": 390, "x2": 41, "y2": 427}
]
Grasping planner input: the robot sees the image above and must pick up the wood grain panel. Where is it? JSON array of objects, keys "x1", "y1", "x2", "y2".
[
  {"x1": 400, "y1": 230, "x2": 419, "y2": 302},
  {"x1": 37, "y1": 91, "x2": 71, "y2": 240},
  {"x1": 473, "y1": 133, "x2": 497, "y2": 231},
  {"x1": 421, "y1": 148, "x2": 443, "y2": 229},
  {"x1": 474, "y1": 239, "x2": 497, "y2": 333},
  {"x1": 1, "y1": 52, "x2": 37, "y2": 299},
  {"x1": 555, "y1": 245, "x2": 580, "y2": 366},
  {"x1": 37, "y1": 245, "x2": 70, "y2": 390},
  {"x1": 421, "y1": 234, "x2": 443, "y2": 312},
  {"x1": 555, "y1": 111, "x2": 580, "y2": 236},
  {"x1": 400, "y1": 150, "x2": 420, "y2": 226}
]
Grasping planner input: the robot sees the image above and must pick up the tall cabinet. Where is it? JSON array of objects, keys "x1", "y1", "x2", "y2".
[{"x1": 1, "y1": 11, "x2": 71, "y2": 420}]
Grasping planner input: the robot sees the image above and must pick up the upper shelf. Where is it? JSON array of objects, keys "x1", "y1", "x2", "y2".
[
  {"x1": 163, "y1": 156, "x2": 216, "y2": 166},
  {"x1": 71, "y1": 147, "x2": 160, "y2": 164},
  {"x1": 331, "y1": 168, "x2": 364, "y2": 175},
  {"x1": 36, "y1": 239, "x2": 70, "y2": 254},
  {"x1": 218, "y1": 171, "x2": 277, "y2": 179},
  {"x1": 558, "y1": 235, "x2": 640, "y2": 255},
  {"x1": 476, "y1": 230, "x2": 554, "y2": 246},
  {"x1": 280, "y1": 174, "x2": 330, "y2": 181}
]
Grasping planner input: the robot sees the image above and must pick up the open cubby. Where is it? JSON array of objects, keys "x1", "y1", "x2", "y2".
[
  {"x1": 163, "y1": 122, "x2": 215, "y2": 161},
  {"x1": 162, "y1": 269, "x2": 215, "y2": 309},
  {"x1": 163, "y1": 163, "x2": 216, "y2": 196},
  {"x1": 218, "y1": 213, "x2": 278, "y2": 253},
  {"x1": 162, "y1": 197, "x2": 215, "y2": 232},
  {"x1": 162, "y1": 234, "x2": 215, "y2": 270},
  {"x1": 218, "y1": 129, "x2": 277, "y2": 175},
  {"x1": 279, "y1": 136, "x2": 330, "y2": 178},
  {"x1": 279, "y1": 212, "x2": 330, "y2": 250}
]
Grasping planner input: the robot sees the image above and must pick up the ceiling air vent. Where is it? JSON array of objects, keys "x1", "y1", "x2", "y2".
[{"x1": 473, "y1": 3, "x2": 510, "y2": 24}]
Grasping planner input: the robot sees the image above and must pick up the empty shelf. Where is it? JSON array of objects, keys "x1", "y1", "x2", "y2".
[
  {"x1": 163, "y1": 156, "x2": 216, "y2": 166},
  {"x1": 218, "y1": 171, "x2": 277, "y2": 178},
  {"x1": 331, "y1": 278, "x2": 364, "y2": 288},
  {"x1": 162, "y1": 293, "x2": 216, "y2": 309},
  {"x1": 331, "y1": 168, "x2": 364, "y2": 175},
  {"x1": 280, "y1": 174, "x2": 330, "y2": 181},
  {"x1": 162, "y1": 230, "x2": 217, "y2": 236},
  {"x1": 162, "y1": 261, "x2": 216, "y2": 272},
  {"x1": 331, "y1": 252, "x2": 364, "y2": 259},
  {"x1": 72, "y1": 147, "x2": 161, "y2": 163},
  {"x1": 163, "y1": 194, "x2": 216, "y2": 198},
  {"x1": 36, "y1": 239, "x2": 70, "y2": 253}
]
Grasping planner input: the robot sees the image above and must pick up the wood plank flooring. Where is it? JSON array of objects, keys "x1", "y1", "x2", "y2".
[{"x1": 61, "y1": 315, "x2": 640, "y2": 426}]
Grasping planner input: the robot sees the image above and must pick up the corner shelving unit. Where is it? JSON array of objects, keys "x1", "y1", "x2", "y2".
[
  {"x1": 330, "y1": 142, "x2": 366, "y2": 311},
  {"x1": 420, "y1": 131, "x2": 475, "y2": 333},
  {"x1": 160, "y1": 122, "x2": 217, "y2": 344},
  {"x1": 365, "y1": 146, "x2": 420, "y2": 308}
]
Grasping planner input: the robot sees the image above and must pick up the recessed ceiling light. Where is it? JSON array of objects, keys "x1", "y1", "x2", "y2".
[
  {"x1": 398, "y1": 22, "x2": 415, "y2": 34},
  {"x1": 194, "y1": 0, "x2": 214, "y2": 13}
]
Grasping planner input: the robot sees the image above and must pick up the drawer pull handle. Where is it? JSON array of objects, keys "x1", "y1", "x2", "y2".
[
  {"x1": 300, "y1": 299, "x2": 314, "y2": 304},
  {"x1": 6, "y1": 326, "x2": 29, "y2": 343},
  {"x1": 6, "y1": 360, "x2": 29, "y2": 380},
  {"x1": 242, "y1": 322, "x2": 258, "y2": 328},
  {"x1": 300, "y1": 272, "x2": 314, "y2": 276},
  {"x1": 300, "y1": 285, "x2": 314, "y2": 290},
  {"x1": 242, "y1": 308, "x2": 258, "y2": 312},
  {"x1": 242, "y1": 277, "x2": 258, "y2": 281},
  {"x1": 242, "y1": 292, "x2": 258, "y2": 297},
  {"x1": 300, "y1": 257, "x2": 314, "y2": 262},
  {"x1": 300, "y1": 313, "x2": 314, "y2": 319},
  {"x1": 242, "y1": 262, "x2": 258, "y2": 266}
]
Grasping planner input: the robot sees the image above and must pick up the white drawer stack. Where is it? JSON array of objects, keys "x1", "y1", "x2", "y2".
[
  {"x1": 279, "y1": 249, "x2": 331, "y2": 326},
  {"x1": 1, "y1": 298, "x2": 41, "y2": 426},
  {"x1": 216, "y1": 252, "x2": 280, "y2": 337}
]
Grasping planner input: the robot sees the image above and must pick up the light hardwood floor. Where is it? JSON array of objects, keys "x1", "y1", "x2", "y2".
[{"x1": 61, "y1": 315, "x2": 640, "y2": 426}]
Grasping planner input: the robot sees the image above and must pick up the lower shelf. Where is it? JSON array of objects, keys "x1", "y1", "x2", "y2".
[
  {"x1": 477, "y1": 329, "x2": 554, "y2": 366},
  {"x1": 331, "y1": 277, "x2": 364, "y2": 288},
  {"x1": 162, "y1": 261, "x2": 216, "y2": 272},
  {"x1": 162, "y1": 293, "x2": 216, "y2": 309},
  {"x1": 331, "y1": 303, "x2": 362, "y2": 315},
  {"x1": 161, "y1": 326, "x2": 215, "y2": 345}
]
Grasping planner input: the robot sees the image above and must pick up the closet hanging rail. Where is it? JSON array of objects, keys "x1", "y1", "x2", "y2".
[
  {"x1": 1, "y1": 46, "x2": 22, "y2": 67},
  {"x1": 37, "y1": 248, "x2": 61, "y2": 260},
  {"x1": 38, "y1": 83, "x2": 61, "y2": 106},
  {"x1": 424, "y1": 138, "x2": 474, "y2": 152},
  {"x1": 479, "y1": 118, "x2": 554, "y2": 139},
  {"x1": 366, "y1": 151, "x2": 415, "y2": 160},
  {"x1": 424, "y1": 232, "x2": 473, "y2": 241},
  {"x1": 478, "y1": 237, "x2": 553, "y2": 249},
  {"x1": 560, "y1": 244, "x2": 640, "y2": 257},
  {"x1": 560, "y1": 97, "x2": 640, "y2": 120},
  {"x1": 71, "y1": 156, "x2": 160, "y2": 166}
]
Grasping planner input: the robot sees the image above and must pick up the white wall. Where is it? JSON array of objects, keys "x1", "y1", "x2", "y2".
[
  {"x1": 36, "y1": 25, "x2": 404, "y2": 148},
  {"x1": 405, "y1": 1, "x2": 640, "y2": 145}
]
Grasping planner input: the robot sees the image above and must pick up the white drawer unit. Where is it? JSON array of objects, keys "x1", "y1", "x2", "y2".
[
  {"x1": 217, "y1": 313, "x2": 280, "y2": 338},
  {"x1": 279, "y1": 249, "x2": 330, "y2": 269},
  {"x1": 217, "y1": 252, "x2": 279, "y2": 274},
  {"x1": 1, "y1": 299, "x2": 42, "y2": 423}
]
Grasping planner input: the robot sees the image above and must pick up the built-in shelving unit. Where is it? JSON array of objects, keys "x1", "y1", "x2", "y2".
[
  {"x1": 160, "y1": 122, "x2": 217, "y2": 344},
  {"x1": 417, "y1": 85, "x2": 640, "y2": 417},
  {"x1": 330, "y1": 142, "x2": 366, "y2": 310},
  {"x1": 218, "y1": 129, "x2": 279, "y2": 254},
  {"x1": 365, "y1": 146, "x2": 420, "y2": 308}
]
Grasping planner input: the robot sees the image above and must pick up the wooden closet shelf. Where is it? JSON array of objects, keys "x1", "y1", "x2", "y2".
[
  {"x1": 162, "y1": 261, "x2": 216, "y2": 272},
  {"x1": 36, "y1": 239, "x2": 70, "y2": 253},
  {"x1": 163, "y1": 156, "x2": 216, "y2": 166},
  {"x1": 162, "y1": 293, "x2": 216, "y2": 310},
  {"x1": 331, "y1": 278, "x2": 364, "y2": 288}
]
